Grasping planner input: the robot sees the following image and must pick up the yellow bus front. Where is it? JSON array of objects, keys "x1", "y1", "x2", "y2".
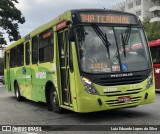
[{"x1": 69, "y1": 10, "x2": 155, "y2": 113}]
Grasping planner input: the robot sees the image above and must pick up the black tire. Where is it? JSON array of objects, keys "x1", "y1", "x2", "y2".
[
  {"x1": 48, "y1": 86, "x2": 63, "y2": 113},
  {"x1": 14, "y1": 82, "x2": 23, "y2": 101}
]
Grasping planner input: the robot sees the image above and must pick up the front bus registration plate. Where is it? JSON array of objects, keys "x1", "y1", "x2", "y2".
[{"x1": 118, "y1": 96, "x2": 131, "y2": 103}]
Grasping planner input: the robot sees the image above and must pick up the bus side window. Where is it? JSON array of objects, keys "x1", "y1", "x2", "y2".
[
  {"x1": 10, "y1": 47, "x2": 17, "y2": 68},
  {"x1": 39, "y1": 29, "x2": 54, "y2": 63},
  {"x1": 17, "y1": 44, "x2": 24, "y2": 67},
  {"x1": 151, "y1": 46, "x2": 160, "y2": 64},
  {"x1": 10, "y1": 49, "x2": 13, "y2": 68},
  {"x1": 32, "y1": 36, "x2": 39, "y2": 64},
  {"x1": 25, "y1": 42, "x2": 30, "y2": 65}
]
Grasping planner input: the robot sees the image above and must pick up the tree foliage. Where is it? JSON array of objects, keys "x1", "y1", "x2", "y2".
[
  {"x1": 143, "y1": 19, "x2": 160, "y2": 41},
  {"x1": 0, "y1": 57, "x2": 4, "y2": 75},
  {"x1": 0, "y1": 0, "x2": 25, "y2": 45}
]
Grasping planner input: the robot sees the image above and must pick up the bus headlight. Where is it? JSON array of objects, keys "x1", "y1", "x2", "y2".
[
  {"x1": 81, "y1": 77, "x2": 99, "y2": 95},
  {"x1": 146, "y1": 73, "x2": 153, "y2": 90}
]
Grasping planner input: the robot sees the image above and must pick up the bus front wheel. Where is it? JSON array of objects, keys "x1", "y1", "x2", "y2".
[
  {"x1": 48, "y1": 87, "x2": 63, "y2": 113},
  {"x1": 14, "y1": 82, "x2": 23, "y2": 101}
]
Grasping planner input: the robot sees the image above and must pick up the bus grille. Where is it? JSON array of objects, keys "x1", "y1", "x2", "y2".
[
  {"x1": 104, "y1": 88, "x2": 144, "y2": 96},
  {"x1": 105, "y1": 96, "x2": 142, "y2": 108},
  {"x1": 94, "y1": 75, "x2": 146, "y2": 86}
]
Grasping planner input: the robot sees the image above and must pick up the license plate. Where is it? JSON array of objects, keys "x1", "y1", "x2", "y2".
[{"x1": 118, "y1": 96, "x2": 131, "y2": 102}]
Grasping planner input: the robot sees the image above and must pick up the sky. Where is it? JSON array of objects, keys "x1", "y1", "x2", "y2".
[{"x1": 8, "y1": 0, "x2": 121, "y2": 44}]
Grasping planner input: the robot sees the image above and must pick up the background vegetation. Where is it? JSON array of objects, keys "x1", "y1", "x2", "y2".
[
  {"x1": 143, "y1": 19, "x2": 160, "y2": 41},
  {"x1": 0, "y1": 0, "x2": 25, "y2": 75},
  {"x1": 0, "y1": 0, "x2": 25, "y2": 45}
]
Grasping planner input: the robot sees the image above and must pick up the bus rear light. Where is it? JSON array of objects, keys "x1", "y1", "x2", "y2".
[
  {"x1": 81, "y1": 77, "x2": 99, "y2": 95},
  {"x1": 146, "y1": 73, "x2": 153, "y2": 90}
]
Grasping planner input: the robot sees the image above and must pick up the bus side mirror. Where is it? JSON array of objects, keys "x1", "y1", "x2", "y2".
[
  {"x1": 68, "y1": 28, "x2": 74, "y2": 42},
  {"x1": 67, "y1": 21, "x2": 74, "y2": 42}
]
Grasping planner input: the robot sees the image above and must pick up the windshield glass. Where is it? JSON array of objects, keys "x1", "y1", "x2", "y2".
[{"x1": 76, "y1": 26, "x2": 150, "y2": 74}]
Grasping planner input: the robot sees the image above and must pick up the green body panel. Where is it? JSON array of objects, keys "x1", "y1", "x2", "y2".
[{"x1": 4, "y1": 10, "x2": 155, "y2": 113}]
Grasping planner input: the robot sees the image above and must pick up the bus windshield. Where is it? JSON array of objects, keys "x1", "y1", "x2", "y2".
[{"x1": 76, "y1": 25, "x2": 150, "y2": 73}]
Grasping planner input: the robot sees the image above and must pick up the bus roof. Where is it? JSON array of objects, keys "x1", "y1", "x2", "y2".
[
  {"x1": 71, "y1": 9, "x2": 137, "y2": 16},
  {"x1": 6, "y1": 9, "x2": 139, "y2": 51},
  {"x1": 148, "y1": 39, "x2": 160, "y2": 47}
]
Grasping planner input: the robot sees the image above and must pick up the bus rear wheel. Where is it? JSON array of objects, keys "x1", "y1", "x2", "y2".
[
  {"x1": 49, "y1": 87, "x2": 63, "y2": 113},
  {"x1": 15, "y1": 82, "x2": 23, "y2": 101}
]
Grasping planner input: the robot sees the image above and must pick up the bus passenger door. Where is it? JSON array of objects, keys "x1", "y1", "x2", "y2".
[
  {"x1": 58, "y1": 29, "x2": 72, "y2": 106},
  {"x1": 24, "y1": 41, "x2": 32, "y2": 100}
]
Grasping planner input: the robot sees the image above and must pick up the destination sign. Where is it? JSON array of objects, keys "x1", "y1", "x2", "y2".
[
  {"x1": 80, "y1": 13, "x2": 137, "y2": 24},
  {"x1": 42, "y1": 31, "x2": 52, "y2": 39},
  {"x1": 56, "y1": 20, "x2": 68, "y2": 30}
]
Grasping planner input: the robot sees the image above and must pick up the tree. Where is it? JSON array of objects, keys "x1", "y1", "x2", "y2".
[
  {"x1": 143, "y1": 19, "x2": 160, "y2": 41},
  {"x1": 0, "y1": 0, "x2": 25, "y2": 45}
]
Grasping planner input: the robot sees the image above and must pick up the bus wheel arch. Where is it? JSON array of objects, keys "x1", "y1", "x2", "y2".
[{"x1": 45, "y1": 81, "x2": 63, "y2": 113}]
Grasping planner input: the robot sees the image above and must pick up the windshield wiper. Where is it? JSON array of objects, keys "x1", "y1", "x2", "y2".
[
  {"x1": 121, "y1": 33, "x2": 126, "y2": 57},
  {"x1": 121, "y1": 25, "x2": 132, "y2": 57},
  {"x1": 92, "y1": 24, "x2": 111, "y2": 59}
]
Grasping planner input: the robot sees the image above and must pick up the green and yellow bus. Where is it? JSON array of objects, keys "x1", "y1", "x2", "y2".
[{"x1": 4, "y1": 9, "x2": 155, "y2": 113}]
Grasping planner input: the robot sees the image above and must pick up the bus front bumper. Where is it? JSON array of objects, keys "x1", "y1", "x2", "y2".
[{"x1": 76, "y1": 87, "x2": 155, "y2": 113}]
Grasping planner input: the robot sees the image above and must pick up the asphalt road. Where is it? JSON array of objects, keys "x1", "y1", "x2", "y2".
[{"x1": 0, "y1": 83, "x2": 160, "y2": 134}]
